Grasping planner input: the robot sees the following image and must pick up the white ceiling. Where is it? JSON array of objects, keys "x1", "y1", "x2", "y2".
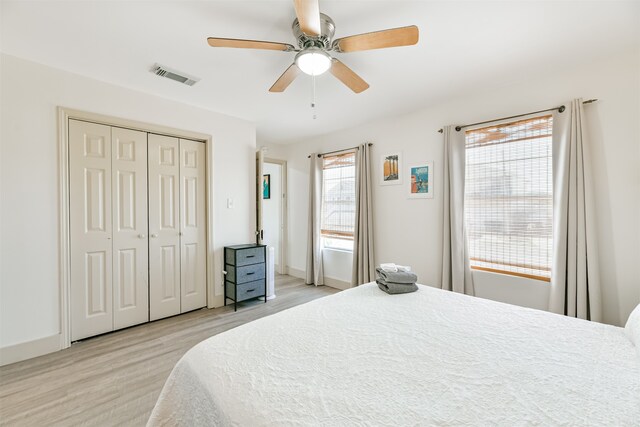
[{"x1": 1, "y1": 1, "x2": 638, "y2": 144}]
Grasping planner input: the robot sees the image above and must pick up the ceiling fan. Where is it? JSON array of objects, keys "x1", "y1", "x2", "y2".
[{"x1": 206, "y1": 0, "x2": 419, "y2": 94}]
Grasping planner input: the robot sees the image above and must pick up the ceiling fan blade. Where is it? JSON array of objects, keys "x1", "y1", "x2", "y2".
[
  {"x1": 207, "y1": 37, "x2": 295, "y2": 51},
  {"x1": 333, "y1": 25, "x2": 419, "y2": 53},
  {"x1": 269, "y1": 64, "x2": 302, "y2": 92},
  {"x1": 329, "y1": 59, "x2": 369, "y2": 94},
  {"x1": 293, "y1": 0, "x2": 321, "y2": 36}
]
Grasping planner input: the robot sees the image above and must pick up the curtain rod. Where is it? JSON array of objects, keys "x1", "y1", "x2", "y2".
[
  {"x1": 437, "y1": 99, "x2": 598, "y2": 133},
  {"x1": 307, "y1": 143, "x2": 373, "y2": 158}
]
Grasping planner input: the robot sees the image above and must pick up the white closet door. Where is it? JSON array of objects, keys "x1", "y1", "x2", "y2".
[
  {"x1": 112, "y1": 127, "x2": 149, "y2": 329},
  {"x1": 69, "y1": 120, "x2": 113, "y2": 341},
  {"x1": 179, "y1": 139, "x2": 207, "y2": 312},
  {"x1": 148, "y1": 134, "x2": 181, "y2": 321}
]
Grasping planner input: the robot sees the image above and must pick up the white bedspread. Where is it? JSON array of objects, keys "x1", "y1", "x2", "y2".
[{"x1": 148, "y1": 284, "x2": 640, "y2": 426}]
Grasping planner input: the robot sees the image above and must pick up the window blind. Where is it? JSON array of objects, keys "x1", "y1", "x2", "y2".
[
  {"x1": 464, "y1": 115, "x2": 553, "y2": 281},
  {"x1": 321, "y1": 151, "x2": 356, "y2": 240}
]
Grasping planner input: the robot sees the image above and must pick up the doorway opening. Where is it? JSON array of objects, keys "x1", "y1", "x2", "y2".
[{"x1": 259, "y1": 157, "x2": 287, "y2": 275}]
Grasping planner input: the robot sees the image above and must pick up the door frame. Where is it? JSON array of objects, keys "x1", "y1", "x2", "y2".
[
  {"x1": 57, "y1": 107, "x2": 215, "y2": 349},
  {"x1": 263, "y1": 157, "x2": 288, "y2": 275}
]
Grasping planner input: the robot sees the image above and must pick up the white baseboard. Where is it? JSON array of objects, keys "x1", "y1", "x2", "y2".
[
  {"x1": 324, "y1": 276, "x2": 352, "y2": 290},
  {"x1": 288, "y1": 266, "x2": 305, "y2": 279},
  {"x1": 0, "y1": 334, "x2": 61, "y2": 366},
  {"x1": 287, "y1": 267, "x2": 351, "y2": 290}
]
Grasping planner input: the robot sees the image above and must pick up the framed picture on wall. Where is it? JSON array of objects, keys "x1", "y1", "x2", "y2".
[
  {"x1": 408, "y1": 162, "x2": 433, "y2": 199},
  {"x1": 380, "y1": 152, "x2": 403, "y2": 186},
  {"x1": 263, "y1": 174, "x2": 271, "y2": 199}
]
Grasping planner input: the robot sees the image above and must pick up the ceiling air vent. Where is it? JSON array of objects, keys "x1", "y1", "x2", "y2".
[{"x1": 151, "y1": 64, "x2": 200, "y2": 86}]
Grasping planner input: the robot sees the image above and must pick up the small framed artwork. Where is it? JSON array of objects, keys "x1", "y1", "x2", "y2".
[
  {"x1": 380, "y1": 153, "x2": 403, "y2": 186},
  {"x1": 263, "y1": 174, "x2": 271, "y2": 199},
  {"x1": 408, "y1": 162, "x2": 433, "y2": 199}
]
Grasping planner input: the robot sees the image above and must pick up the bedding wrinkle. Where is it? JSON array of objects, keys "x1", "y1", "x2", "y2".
[{"x1": 148, "y1": 284, "x2": 639, "y2": 426}]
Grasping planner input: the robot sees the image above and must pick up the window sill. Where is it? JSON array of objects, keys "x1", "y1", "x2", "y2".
[
  {"x1": 471, "y1": 266, "x2": 550, "y2": 283},
  {"x1": 323, "y1": 247, "x2": 353, "y2": 254}
]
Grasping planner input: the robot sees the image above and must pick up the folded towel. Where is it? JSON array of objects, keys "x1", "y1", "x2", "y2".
[
  {"x1": 376, "y1": 279, "x2": 418, "y2": 294},
  {"x1": 376, "y1": 277, "x2": 416, "y2": 287},
  {"x1": 380, "y1": 263, "x2": 398, "y2": 272},
  {"x1": 379, "y1": 263, "x2": 412, "y2": 273},
  {"x1": 376, "y1": 267, "x2": 418, "y2": 284}
]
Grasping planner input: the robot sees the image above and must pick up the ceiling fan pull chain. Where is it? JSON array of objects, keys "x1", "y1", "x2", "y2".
[{"x1": 311, "y1": 74, "x2": 317, "y2": 120}]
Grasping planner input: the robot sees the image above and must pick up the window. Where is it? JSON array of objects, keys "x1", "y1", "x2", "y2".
[
  {"x1": 464, "y1": 115, "x2": 553, "y2": 281},
  {"x1": 321, "y1": 151, "x2": 356, "y2": 251}
]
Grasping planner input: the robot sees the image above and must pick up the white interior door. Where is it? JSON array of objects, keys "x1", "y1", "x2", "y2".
[
  {"x1": 112, "y1": 127, "x2": 149, "y2": 329},
  {"x1": 69, "y1": 120, "x2": 113, "y2": 341},
  {"x1": 262, "y1": 161, "x2": 282, "y2": 271},
  {"x1": 256, "y1": 149, "x2": 264, "y2": 244},
  {"x1": 148, "y1": 134, "x2": 181, "y2": 321},
  {"x1": 179, "y1": 139, "x2": 207, "y2": 312}
]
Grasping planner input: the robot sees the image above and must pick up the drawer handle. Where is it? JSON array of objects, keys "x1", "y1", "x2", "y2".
[
  {"x1": 246, "y1": 272, "x2": 255, "y2": 275},
  {"x1": 246, "y1": 255, "x2": 255, "y2": 258},
  {"x1": 246, "y1": 288, "x2": 256, "y2": 293}
]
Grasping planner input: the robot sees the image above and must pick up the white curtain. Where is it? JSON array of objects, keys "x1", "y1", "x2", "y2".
[
  {"x1": 352, "y1": 144, "x2": 375, "y2": 285},
  {"x1": 441, "y1": 125, "x2": 475, "y2": 295},
  {"x1": 306, "y1": 154, "x2": 324, "y2": 286},
  {"x1": 549, "y1": 99, "x2": 601, "y2": 321}
]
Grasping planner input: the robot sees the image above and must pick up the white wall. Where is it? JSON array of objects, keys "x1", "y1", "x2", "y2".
[
  {"x1": 0, "y1": 54, "x2": 256, "y2": 351},
  {"x1": 322, "y1": 249, "x2": 353, "y2": 286},
  {"x1": 262, "y1": 162, "x2": 281, "y2": 269},
  {"x1": 266, "y1": 49, "x2": 640, "y2": 326}
]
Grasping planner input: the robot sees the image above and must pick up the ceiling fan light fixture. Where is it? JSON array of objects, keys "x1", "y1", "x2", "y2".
[{"x1": 295, "y1": 48, "x2": 332, "y2": 76}]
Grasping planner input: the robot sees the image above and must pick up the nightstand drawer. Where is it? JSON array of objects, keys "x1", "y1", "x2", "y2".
[
  {"x1": 226, "y1": 246, "x2": 265, "y2": 266},
  {"x1": 225, "y1": 263, "x2": 265, "y2": 284},
  {"x1": 225, "y1": 280, "x2": 265, "y2": 302}
]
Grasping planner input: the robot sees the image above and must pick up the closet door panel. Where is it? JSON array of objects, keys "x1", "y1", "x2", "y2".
[
  {"x1": 149, "y1": 134, "x2": 181, "y2": 320},
  {"x1": 112, "y1": 127, "x2": 149, "y2": 330},
  {"x1": 69, "y1": 120, "x2": 113, "y2": 341},
  {"x1": 179, "y1": 139, "x2": 207, "y2": 312}
]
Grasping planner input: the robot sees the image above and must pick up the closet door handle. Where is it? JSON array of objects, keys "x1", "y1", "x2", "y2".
[
  {"x1": 151, "y1": 234, "x2": 158, "y2": 238},
  {"x1": 138, "y1": 234, "x2": 146, "y2": 239}
]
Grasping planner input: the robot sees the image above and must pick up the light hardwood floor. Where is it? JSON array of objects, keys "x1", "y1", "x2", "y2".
[{"x1": 0, "y1": 275, "x2": 338, "y2": 426}]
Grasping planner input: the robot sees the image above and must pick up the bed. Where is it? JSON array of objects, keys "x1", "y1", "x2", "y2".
[{"x1": 148, "y1": 283, "x2": 639, "y2": 426}]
